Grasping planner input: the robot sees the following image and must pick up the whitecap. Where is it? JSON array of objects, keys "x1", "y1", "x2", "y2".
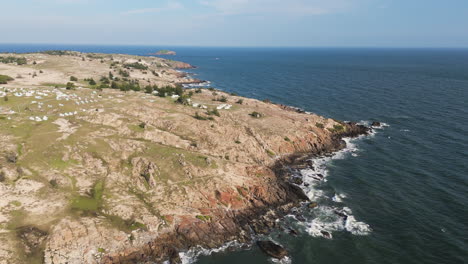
[{"x1": 179, "y1": 240, "x2": 245, "y2": 264}]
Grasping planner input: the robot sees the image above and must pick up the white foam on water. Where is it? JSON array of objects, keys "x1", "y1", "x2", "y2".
[
  {"x1": 297, "y1": 136, "x2": 373, "y2": 239},
  {"x1": 332, "y1": 193, "x2": 346, "y2": 203},
  {"x1": 179, "y1": 240, "x2": 245, "y2": 264},
  {"x1": 270, "y1": 256, "x2": 292, "y2": 264}
]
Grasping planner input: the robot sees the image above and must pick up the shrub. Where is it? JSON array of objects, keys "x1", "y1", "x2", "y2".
[
  {"x1": 196, "y1": 215, "x2": 212, "y2": 222},
  {"x1": 4, "y1": 95, "x2": 8, "y2": 101},
  {"x1": 144, "y1": 85, "x2": 153, "y2": 94},
  {"x1": 315, "y1": 123, "x2": 324, "y2": 129},
  {"x1": 206, "y1": 108, "x2": 220, "y2": 117},
  {"x1": 195, "y1": 88, "x2": 202, "y2": 93},
  {"x1": 176, "y1": 95, "x2": 190, "y2": 105},
  {"x1": 266, "y1": 149, "x2": 276, "y2": 156},
  {"x1": 328, "y1": 124, "x2": 345, "y2": 133},
  {"x1": 139, "y1": 122, "x2": 146, "y2": 129},
  {"x1": 119, "y1": 69, "x2": 130, "y2": 77},
  {"x1": 249, "y1": 111, "x2": 263, "y2": 118},
  {"x1": 49, "y1": 179, "x2": 58, "y2": 188},
  {"x1": 236, "y1": 99, "x2": 243, "y2": 104},
  {"x1": 0, "y1": 171, "x2": 4, "y2": 182},
  {"x1": 0, "y1": 56, "x2": 27, "y2": 65},
  {"x1": 235, "y1": 140, "x2": 241, "y2": 144},
  {"x1": 70, "y1": 76, "x2": 78, "y2": 81},
  {"x1": 124, "y1": 62, "x2": 148, "y2": 70},
  {"x1": 0, "y1": 75, "x2": 14, "y2": 84},
  {"x1": 193, "y1": 112, "x2": 213, "y2": 121},
  {"x1": 88, "y1": 79, "x2": 96, "y2": 85},
  {"x1": 66, "y1": 82, "x2": 75, "y2": 90},
  {"x1": 284, "y1": 136, "x2": 291, "y2": 142}
]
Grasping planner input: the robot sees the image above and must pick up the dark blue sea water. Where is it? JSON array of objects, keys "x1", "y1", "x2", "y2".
[{"x1": 1, "y1": 44, "x2": 467, "y2": 264}]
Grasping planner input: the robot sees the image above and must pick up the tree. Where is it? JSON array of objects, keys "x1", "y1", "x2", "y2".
[
  {"x1": 144, "y1": 85, "x2": 153, "y2": 94},
  {"x1": 111, "y1": 81, "x2": 118, "y2": 89},
  {"x1": 66, "y1": 82, "x2": 75, "y2": 90}
]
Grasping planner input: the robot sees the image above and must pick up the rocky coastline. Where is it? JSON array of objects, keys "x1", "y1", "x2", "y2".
[
  {"x1": 101, "y1": 122, "x2": 370, "y2": 263},
  {"x1": 0, "y1": 51, "x2": 372, "y2": 264}
]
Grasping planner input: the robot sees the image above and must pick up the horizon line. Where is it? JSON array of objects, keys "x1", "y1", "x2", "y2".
[{"x1": 0, "y1": 42, "x2": 467, "y2": 50}]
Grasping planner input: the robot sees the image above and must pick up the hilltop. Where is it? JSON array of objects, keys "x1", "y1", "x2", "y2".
[{"x1": 0, "y1": 51, "x2": 369, "y2": 263}]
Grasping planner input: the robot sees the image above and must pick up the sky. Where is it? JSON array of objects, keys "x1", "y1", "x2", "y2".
[{"x1": 0, "y1": 0, "x2": 467, "y2": 47}]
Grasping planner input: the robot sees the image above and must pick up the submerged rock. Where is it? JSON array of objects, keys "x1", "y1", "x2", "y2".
[
  {"x1": 257, "y1": 240, "x2": 288, "y2": 259},
  {"x1": 371, "y1": 121, "x2": 381, "y2": 127}
]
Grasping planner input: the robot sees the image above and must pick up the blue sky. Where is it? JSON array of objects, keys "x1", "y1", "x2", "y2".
[{"x1": 1, "y1": 0, "x2": 467, "y2": 47}]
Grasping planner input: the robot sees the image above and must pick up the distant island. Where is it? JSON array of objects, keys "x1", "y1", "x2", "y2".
[{"x1": 152, "y1": 49, "x2": 176, "y2": 55}]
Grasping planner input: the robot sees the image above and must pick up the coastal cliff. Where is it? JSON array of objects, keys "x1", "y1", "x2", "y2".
[{"x1": 0, "y1": 51, "x2": 370, "y2": 264}]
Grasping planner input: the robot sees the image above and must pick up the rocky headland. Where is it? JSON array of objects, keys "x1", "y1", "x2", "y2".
[{"x1": 0, "y1": 51, "x2": 371, "y2": 264}]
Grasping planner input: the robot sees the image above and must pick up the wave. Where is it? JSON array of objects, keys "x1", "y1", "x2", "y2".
[
  {"x1": 177, "y1": 123, "x2": 383, "y2": 263},
  {"x1": 294, "y1": 135, "x2": 375, "y2": 239},
  {"x1": 182, "y1": 81, "x2": 212, "y2": 88},
  {"x1": 178, "y1": 240, "x2": 246, "y2": 264}
]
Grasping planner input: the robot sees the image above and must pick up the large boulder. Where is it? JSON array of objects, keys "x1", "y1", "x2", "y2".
[{"x1": 257, "y1": 240, "x2": 288, "y2": 259}]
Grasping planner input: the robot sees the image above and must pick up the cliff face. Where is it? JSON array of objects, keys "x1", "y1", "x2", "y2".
[
  {"x1": 0, "y1": 52, "x2": 370, "y2": 264},
  {"x1": 100, "y1": 123, "x2": 368, "y2": 264}
]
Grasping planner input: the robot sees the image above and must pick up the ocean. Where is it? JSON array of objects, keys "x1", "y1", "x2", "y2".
[{"x1": 1, "y1": 44, "x2": 467, "y2": 264}]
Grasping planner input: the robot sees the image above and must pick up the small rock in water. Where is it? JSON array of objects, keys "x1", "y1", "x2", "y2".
[
  {"x1": 257, "y1": 240, "x2": 288, "y2": 259},
  {"x1": 288, "y1": 228, "x2": 298, "y2": 236},
  {"x1": 371, "y1": 121, "x2": 381, "y2": 127},
  {"x1": 321, "y1": 231, "x2": 332, "y2": 239}
]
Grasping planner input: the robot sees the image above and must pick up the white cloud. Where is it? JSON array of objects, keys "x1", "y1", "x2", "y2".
[
  {"x1": 199, "y1": 0, "x2": 358, "y2": 16},
  {"x1": 123, "y1": 1, "x2": 183, "y2": 15}
]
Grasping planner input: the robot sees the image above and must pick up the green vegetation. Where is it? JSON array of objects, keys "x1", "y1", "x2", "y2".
[
  {"x1": 110, "y1": 79, "x2": 140, "y2": 91},
  {"x1": 10, "y1": 200, "x2": 21, "y2": 207},
  {"x1": 206, "y1": 108, "x2": 220, "y2": 117},
  {"x1": 86, "y1": 53, "x2": 104, "y2": 59},
  {"x1": 193, "y1": 112, "x2": 214, "y2": 121},
  {"x1": 236, "y1": 99, "x2": 243, "y2": 104},
  {"x1": 124, "y1": 62, "x2": 148, "y2": 70},
  {"x1": 118, "y1": 69, "x2": 130, "y2": 77},
  {"x1": 0, "y1": 74, "x2": 14, "y2": 84},
  {"x1": 70, "y1": 76, "x2": 78, "y2": 81},
  {"x1": 175, "y1": 95, "x2": 190, "y2": 105},
  {"x1": 284, "y1": 136, "x2": 291, "y2": 142},
  {"x1": 315, "y1": 122, "x2": 324, "y2": 129},
  {"x1": 70, "y1": 180, "x2": 104, "y2": 213},
  {"x1": 328, "y1": 124, "x2": 346, "y2": 133},
  {"x1": 0, "y1": 56, "x2": 27, "y2": 65},
  {"x1": 266, "y1": 149, "x2": 276, "y2": 157},
  {"x1": 196, "y1": 215, "x2": 212, "y2": 222},
  {"x1": 249, "y1": 111, "x2": 263, "y2": 118},
  {"x1": 213, "y1": 96, "x2": 228, "y2": 102},
  {"x1": 39, "y1": 50, "x2": 73, "y2": 56},
  {"x1": 66, "y1": 82, "x2": 75, "y2": 90}
]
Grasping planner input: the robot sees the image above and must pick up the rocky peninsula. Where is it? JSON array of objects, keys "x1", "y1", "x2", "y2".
[{"x1": 0, "y1": 51, "x2": 370, "y2": 264}]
